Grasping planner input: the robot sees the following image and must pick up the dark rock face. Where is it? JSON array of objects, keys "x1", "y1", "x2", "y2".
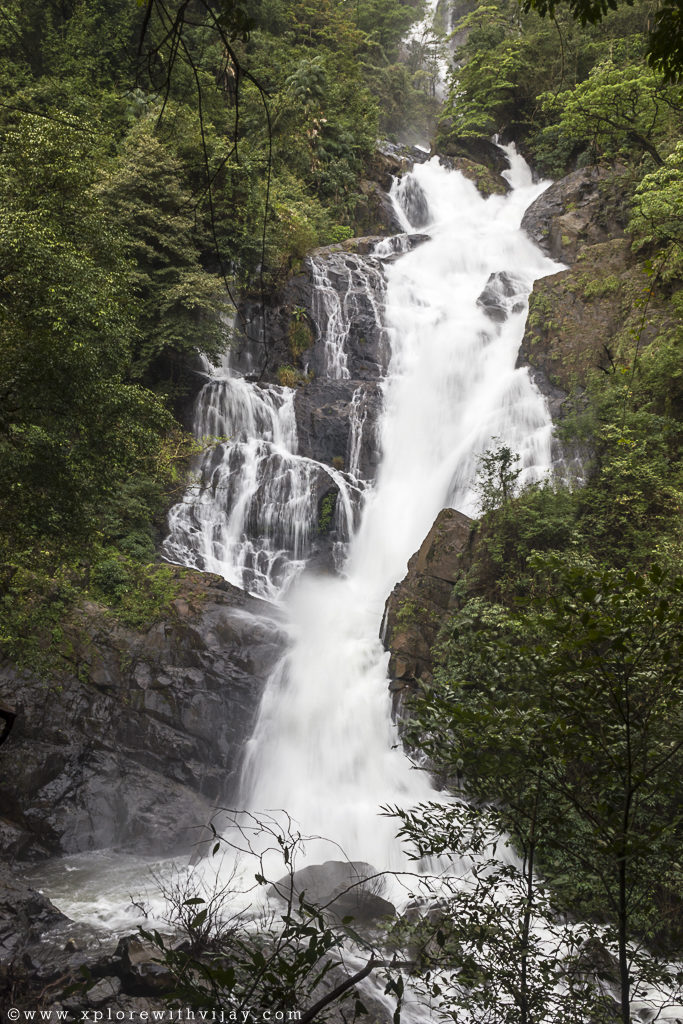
[
  {"x1": 383, "y1": 509, "x2": 474, "y2": 716},
  {"x1": 304, "y1": 246, "x2": 390, "y2": 382},
  {"x1": 516, "y1": 166, "x2": 670, "y2": 478},
  {"x1": 0, "y1": 863, "x2": 66, "y2": 959},
  {"x1": 294, "y1": 379, "x2": 382, "y2": 480},
  {"x1": 355, "y1": 179, "x2": 406, "y2": 236},
  {"x1": 518, "y1": 238, "x2": 675, "y2": 399},
  {"x1": 369, "y1": 140, "x2": 430, "y2": 191},
  {"x1": 394, "y1": 176, "x2": 430, "y2": 228},
  {"x1": 0, "y1": 570, "x2": 283, "y2": 862},
  {"x1": 435, "y1": 136, "x2": 510, "y2": 176},
  {"x1": 0, "y1": 880, "x2": 177, "y2": 1018},
  {"x1": 521, "y1": 166, "x2": 629, "y2": 264}
]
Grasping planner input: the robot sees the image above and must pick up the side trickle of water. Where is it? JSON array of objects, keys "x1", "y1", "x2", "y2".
[{"x1": 307, "y1": 250, "x2": 388, "y2": 379}]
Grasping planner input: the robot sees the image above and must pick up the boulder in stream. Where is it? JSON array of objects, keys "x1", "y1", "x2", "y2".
[{"x1": 270, "y1": 860, "x2": 396, "y2": 924}]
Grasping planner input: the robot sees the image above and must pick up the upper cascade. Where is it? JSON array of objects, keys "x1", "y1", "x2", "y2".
[{"x1": 162, "y1": 242, "x2": 394, "y2": 598}]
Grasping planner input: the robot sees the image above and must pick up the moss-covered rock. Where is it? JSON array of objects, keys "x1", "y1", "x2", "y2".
[
  {"x1": 521, "y1": 165, "x2": 632, "y2": 265},
  {"x1": 519, "y1": 238, "x2": 675, "y2": 397}
]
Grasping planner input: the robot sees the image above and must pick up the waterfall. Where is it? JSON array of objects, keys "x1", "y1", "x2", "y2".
[
  {"x1": 306, "y1": 248, "x2": 390, "y2": 381},
  {"x1": 163, "y1": 366, "x2": 359, "y2": 599},
  {"x1": 236, "y1": 146, "x2": 558, "y2": 875},
  {"x1": 32, "y1": 146, "x2": 560, "y2": 930}
]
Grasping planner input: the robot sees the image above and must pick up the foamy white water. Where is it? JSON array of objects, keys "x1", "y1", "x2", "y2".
[{"x1": 33, "y1": 147, "x2": 559, "y2": 928}]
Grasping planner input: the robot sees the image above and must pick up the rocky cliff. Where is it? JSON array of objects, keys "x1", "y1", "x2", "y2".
[
  {"x1": 0, "y1": 569, "x2": 283, "y2": 863},
  {"x1": 383, "y1": 509, "x2": 474, "y2": 717},
  {"x1": 517, "y1": 163, "x2": 673, "y2": 424},
  {"x1": 382, "y1": 160, "x2": 656, "y2": 711}
]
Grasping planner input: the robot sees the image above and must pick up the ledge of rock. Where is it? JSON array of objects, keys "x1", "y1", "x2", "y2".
[
  {"x1": 518, "y1": 237, "x2": 675, "y2": 400},
  {"x1": 435, "y1": 136, "x2": 510, "y2": 176},
  {"x1": 383, "y1": 509, "x2": 474, "y2": 716},
  {"x1": 368, "y1": 140, "x2": 431, "y2": 190},
  {"x1": 437, "y1": 153, "x2": 510, "y2": 196},
  {"x1": 0, "y1": 568, "x2": 284, "y2": 862},
  {"x1": 521, "y1": 165, "x2": 630, "y2": 264}
]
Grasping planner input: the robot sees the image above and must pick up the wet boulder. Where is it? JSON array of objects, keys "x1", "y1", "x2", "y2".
[{"x1": 270, "y1": 860, "x2": 396, "y2": 924}]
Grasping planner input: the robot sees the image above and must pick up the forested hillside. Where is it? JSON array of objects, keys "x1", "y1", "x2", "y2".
[
  {"x1": 0, "y1": 0, "x2": 435, "y2": 665},
  {"x1": 0, "y1": 1, "x2": 682, "y2": 1022}
]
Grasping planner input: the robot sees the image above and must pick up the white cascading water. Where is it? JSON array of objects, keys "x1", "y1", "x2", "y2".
[
  {"x1": 163, "y1": 360, "x2": 357, "y2": 600},
  {"x1": 308, "y1": 252, "x2": 388, "y2": 380},
  {"x1": 30, "y1": 144, "x2": 683, "y2": 1023},
  {"x1": 237, "y1": 146, "x2": 557, "y2": 877}
]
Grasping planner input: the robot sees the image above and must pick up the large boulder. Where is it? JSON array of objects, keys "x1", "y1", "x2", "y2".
[
  {"x1": 270, "y1": 860, "x2": 395, "y2": 924},
  {"x1": 0, "y1": 569, "x2": 284, "y2": 861},
  {"x1": 477, "y1": 271, "x2": 527, "y2": 323}
]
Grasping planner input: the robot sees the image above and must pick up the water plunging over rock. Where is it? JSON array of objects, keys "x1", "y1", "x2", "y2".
[
  {"x1": 306, "y1": 249, "x2": 390, "y2": 381},
  {"x1": 237, "y1": 147, "x2": 559, "y2": 877}
]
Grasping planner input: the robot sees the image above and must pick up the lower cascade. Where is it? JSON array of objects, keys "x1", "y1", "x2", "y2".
[{"x1": 171, "y1": 144, "x2": 558, "y2": 873}]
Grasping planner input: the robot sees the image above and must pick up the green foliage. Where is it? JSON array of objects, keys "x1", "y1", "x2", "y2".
[
  {"x1": 408, "y1": 555, "x2": 683, "y2": 1016},
  {"x1": 560, "y1": 339, "x2": 683, "y2": 566},
  {"x1": 629, "y1": 142, "x2": 683, "y2": 281},
  {"x1": 289, "y1": 312, "x2": 313, "y2": 361},
  {"x1": 521, "y1": 0, "x2": 683, "y2": 82},
  {"x1": 89, "y1": 557, "x2": 181, "y2": 630},
  {"x1": 317, "y1": 491, "x2": 337, "y2": 535},
  {"x1": 583, "y1": 272, "x2": 621, "y2": 298},
  {"x1": 0, "y1": 113, "x2": 170, "y2": 544},
  {"x1": 538, "y1": 60, "x2": 682, "y2": 168},
  {"x1": 389, "y1": 803, "x2": 613, "y2": 1024},
  {"x1": 475, "y1": 443, "x2": 522, "y2": 513},
  {"x1": 98, "y1": 113, "x2": 228, "y2": 386},
  {"x1": 437, "y1": 0, "x2": 683, "y2": 178},
  {"x1": 277, "y1": 364, "x2": 310, "y2": 388}
]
